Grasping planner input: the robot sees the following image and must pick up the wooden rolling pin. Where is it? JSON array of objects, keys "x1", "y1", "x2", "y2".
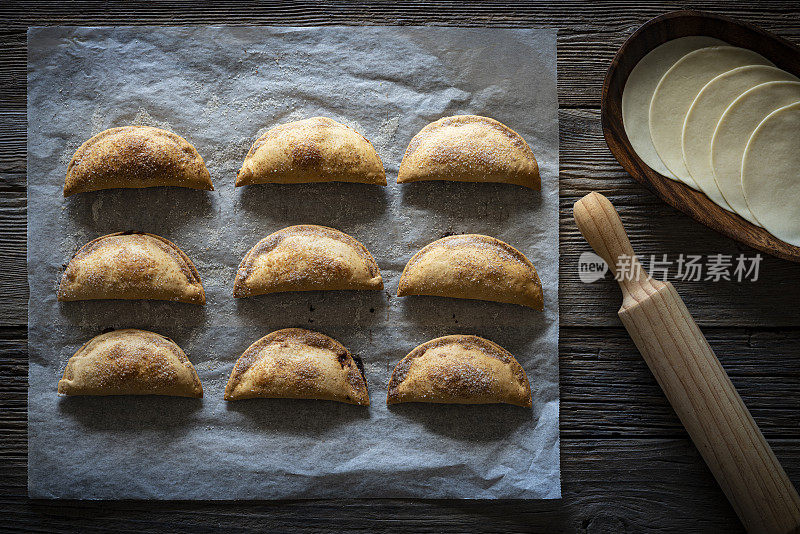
[{"x1": 573, "y1": 192, "x2": 800, "y2": 534}]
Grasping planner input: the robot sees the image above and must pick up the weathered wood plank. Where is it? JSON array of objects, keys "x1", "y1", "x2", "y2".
[
  {"x1": 558, "y1": 108, "x2": 800, "y2": 328},
  {"x1": 0, "y1": 193, "x2": 26, "y2": 327},
  {"x1": 0, "y1": 111, "x2": 25, "y2": 187},
  {"x1": 560, "y1": 327, "x2": 800, "y2": 438},
  {"x1": 2, "y1": 2, "x2": 799, "y2": 109}
]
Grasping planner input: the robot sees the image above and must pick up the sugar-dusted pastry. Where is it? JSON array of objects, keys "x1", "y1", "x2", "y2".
[
  {"x1": 58, "y1": 232, "x2": 206, "y2": 305},
  {"x1": 233, "y1": 225, "x2": 383, "y2": 298},
  {"x1": 58, "y1": 329, "x2": 203, "y2": 397},
  {"x1": 397, "y1": 115, "x2": 540, "y2": 189},
  {"x1": 236, "y1": 117, "x2": 386, "y2": 186},
  {"x1": 224, "y1": 328, "x2": 370, "y2": 405},
  {"x1": 387, "y1": 335, "x2": 531, "y2": 407},
  {"x1": 64, "y1": 125, "x2": 213, "y2": 196},
  {"x1": 397, "y1": 234, "x2": 543, "y2": 310}
]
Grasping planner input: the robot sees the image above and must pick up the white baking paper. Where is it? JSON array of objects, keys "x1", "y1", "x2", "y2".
[{"x1": 27, "y1": 26, "x2": 560, "y2": 499}]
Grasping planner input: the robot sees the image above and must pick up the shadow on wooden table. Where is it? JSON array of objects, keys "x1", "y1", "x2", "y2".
[{"x1": 24, "y1": 497, "x2": 565, "y2": 532}]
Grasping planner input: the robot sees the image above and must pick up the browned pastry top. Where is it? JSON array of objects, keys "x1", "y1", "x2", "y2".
[
  {"x1": 65, "y1": 125, "x2": 213, "y2": 196},
  {"x1": 234, "y1": 225, "x2": 383, "y2": 297},
  {"x1": 224, "y1": 328, "x2": 370, "y2": 405},
  {"x1": 387, "y1": 334, "x2": 532, "y2": 407},
  {"x1": 237, "y1": 116, "x2": 386, "y2": 186},
  {"x1": 58, "y1": 329, "x2": 203, "y2": 397},
  {"x1": 57, "y1": 232, "x2": 206, "y2": 305},
  {"x1": 397, "y1": 234, "x2": 543, "y2": 310},
  {"x1": 398, "y1": 115, "x2": 540, "y2": 189}
]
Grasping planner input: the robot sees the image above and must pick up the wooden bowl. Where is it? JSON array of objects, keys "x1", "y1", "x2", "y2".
[{"x1": 601, "y1": 10, "x2": 800, "y2": 262}]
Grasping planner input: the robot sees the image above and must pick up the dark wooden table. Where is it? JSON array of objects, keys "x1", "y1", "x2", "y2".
[{"x1": 3, "y1": 2, "x2": 799, "y2": 532}]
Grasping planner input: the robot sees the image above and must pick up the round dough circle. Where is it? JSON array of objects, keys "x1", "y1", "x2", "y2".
[
  {"x1": 711, "y1": 81, "x2": 800, "y2": 224},
  {"x1": 649, "y1": 46, "x2": 772, "y2": 187},
  {"x1": 682, "y1": 65, "x2": 797, "y2": 210},
  {"x1": 742, "y1": 102, "x2": 800, "y2": 246},
  {"x1": 622, "y1": 36, "x2": 723, "y2": 180}
]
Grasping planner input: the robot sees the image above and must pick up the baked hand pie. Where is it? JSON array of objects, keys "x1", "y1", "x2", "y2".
[
  {"x1": 387, "y1": 335, "x2": 531, "y2": 407},
  {"x1": 397, "y1": 115, "x2": 540, "y2": 189},
  {"x1": 236, "y1": 117, "x2": 386, "y2": 186},
  {"x1": 64, "y1": 126, "x2": 213, "y2": 196},
  {"x1": 58, "y1": 232, "x2": 206, "y2": 305},
  {"x1": 58, "y1": 329, "x2": 203, "y2": 397},
  {"x1": 234, "y1": 225, "x2": 383, "y2": 298},
  {"x1": 224, "y1": 328, "x2": 370, "y2": 405},
  {"x1": 397, "y1": 234, "x2": 543, "y2": 310}
]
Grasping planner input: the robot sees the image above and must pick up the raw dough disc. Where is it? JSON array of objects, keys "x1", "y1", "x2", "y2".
[
  {"x1": 682, "y1": 65, "x2": 798, "y2": 210},
  {"x1": 649, "y1": 46, "x2": 772, "y2": 188},
  {"x1": 712, "y1": 80, "x2": 800, "y2": 224},
  {"x1": 622, "y1": 36, "x2": 724, "y2": 180},
  {"x1": 742, "y1": 102, "x2": 800, "y2": 246}
]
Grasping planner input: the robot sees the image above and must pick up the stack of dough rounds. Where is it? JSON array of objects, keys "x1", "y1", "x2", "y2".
[
  {"x1": 648, "y1": 46, "x2": 772, "y2": 186},
  {"x1": 741, "y1": 102, "x2": 800, "y2": 246},
  {"x1": 622, "y1": 36, "x2": 724, "y2": 181},
  {"x1": 681, "y1": 65, "x2": 797, "y2": 209},
  {"x1": 621, "y1": 38, "x2": 800, "y2": 247},
  {"x1": 712, "y1": 81, "x2": 800, "y2": 224}
]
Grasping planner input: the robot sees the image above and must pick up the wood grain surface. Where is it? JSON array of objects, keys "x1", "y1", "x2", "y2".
[{"x1": 2, "y1": 2, "x2": 800, "y2": 533}]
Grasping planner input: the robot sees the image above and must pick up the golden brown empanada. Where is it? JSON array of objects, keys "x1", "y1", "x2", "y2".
[
  {"x1": 224, "y1": 328, "x2": 369, "y2": 405},
  {"x1": 64, "y1": 125, "x2": 213, "y2": 196},
  {"x1": 387, "y1": 335, "x2": 531, "y2": 407},
  {"x1": 236, "y1": 117, "x2": 386, "y2": 186},
  {"x1": 397, "y1": 234, "x2": 543, "y2": 310},
  {"x1": 58, "y1": 232, "x2": 206, "y2": 305},
  {"x1": 233, "y1": 225, "x2": 383, "y2": 298},
  {"x1": 397, "y1": 115, "x2": 540, "y2": 189},
  {"x1": 58, "y1": 329, "x2": 203, "y2": 397}
]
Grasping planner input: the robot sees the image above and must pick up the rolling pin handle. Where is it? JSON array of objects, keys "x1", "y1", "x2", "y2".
[{"x1": 573, "y1": 192, "x2": 659, "y2": 303}]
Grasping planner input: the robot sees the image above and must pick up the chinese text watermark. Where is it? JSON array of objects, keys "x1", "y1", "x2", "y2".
[{"x1": 578, "y1": 253, "x2": 762, "y2": 283}]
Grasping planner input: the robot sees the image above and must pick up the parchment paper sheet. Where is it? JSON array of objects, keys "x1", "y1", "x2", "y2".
[{"x1": 27, "y1": 26, "x2": 560, "y2": 499}]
